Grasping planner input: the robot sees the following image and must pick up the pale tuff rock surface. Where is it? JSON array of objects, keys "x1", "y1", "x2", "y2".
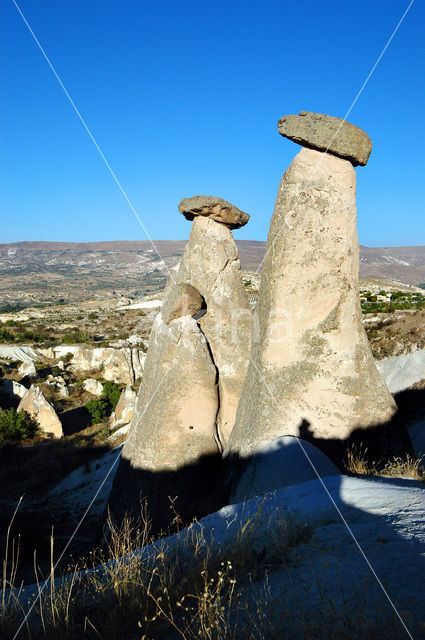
[
  {"x1": 18, "y1": 360, "x2": 36, "y2": 379},
  {"x1": 82, "y1": 378, "x2": 104, "y2": 396},
  {"x1": 0, "y1": 379, "x2": 28, "y2": 400},
  {"x1": 18, "y1": 385, "x2": 63, "y2": 438},
  {"x1": 225, "y1": 148, "x2": 396, "y2": 459},
  {"x1": 69, "y1": 348, "x2": 132, "y2": 384},
  {"x1": 121, "y1": 347, "x2": 146, "y2": 382},
  {"x1": 110, "y1": 214, "x2": 251, "y2": 529},
  {"x1": 376, "y1": 347, "x2": 425, "y2": 394},
  {"x1": 0, "y1": 346, "x2": 40, "y2": 362},
  {"x1": 15, "y1": 475, "x2": 425, "y2": 631},
  {"x1": 178, "y1": 195, "x2": 250, "y2": 229},
  {"x1": 45, "y1": 375, "x2": 69, "y2": 398},
  {"x1": 122, "y1": 313, "x2": 219, "y2": 471},
  {"x1": 229, "y1": 436, "x2": 340, "y2": 504},
  {"x1": 110, "y1": 312, "x2": 221, "y2": 531},
  {"x1": 120, "y1": 215, "x2": 252, "y2": 461},
  {"x1": 162, "y1": 216, "x2": 252, "y2": 446},
  {"x1": 109, "y1": 385, "x2": 136, "y2": 429},
  {"x1": 277, "y1": 111, "x2": 372, "y2": 166},
  {"x1": 45, "y1": 345, "x2": 145, "y2": 385}
]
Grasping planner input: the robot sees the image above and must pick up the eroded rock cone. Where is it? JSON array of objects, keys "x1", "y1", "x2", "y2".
[
  {"x1": 110, "y1": 208, "x2": 252, "y2": 532},
  {"x1": 162, "y1": 216, "x2": 253, "y2": 446},
  {"x1": 110, "y1": 385, "x2": 137, "y2": 428},
  {"x1": 18, "y1": 385, "x2": 63, "y2": 438},
  {"x1": 225, "y1": 144, "x2": 396, "y2": 472}
]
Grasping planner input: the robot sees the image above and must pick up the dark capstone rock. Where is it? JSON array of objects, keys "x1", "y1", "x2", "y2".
[
  {"x1": 178, "y1": 195, "x2": 249, "y2": 229},
  {"x1": 277, "y1": 111, "x2": 372, "y2": 166}
]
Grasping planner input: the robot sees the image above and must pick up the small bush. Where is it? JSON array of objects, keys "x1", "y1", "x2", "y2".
[
  {"x1": 0, "y1": 328, "x2": 14, "y2": 343},
  {"x1": 62, "y1": 331, "x2": 89, "y2": 344},
  {"x1": 345, "y1": 445, "x2": 424, "y2": 480},
  {"x1": 85, "y1": 398, "x2": 111, "y2": 425},
  {"x1": 0, "y1": 408, "x2": 39, "y2": 443},
  {"x1": 14, "y1": 331, "x2": 44, "y2": 343},
  {"x1": 101, "y1": 381, "x2": 122, "y2": 411},
  {"x1": 85, "y1": 382, "x2": 122, "y2": 424}
]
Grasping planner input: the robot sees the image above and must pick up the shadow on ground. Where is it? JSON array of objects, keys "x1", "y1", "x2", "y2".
[{"x1": 109, "y1": 388, "x2": 424, "y2": 535}]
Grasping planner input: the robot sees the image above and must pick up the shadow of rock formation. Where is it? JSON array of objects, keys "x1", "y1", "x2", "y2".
[{"x1": 108, "y1": 386, "x2": 420, "y2": 537}]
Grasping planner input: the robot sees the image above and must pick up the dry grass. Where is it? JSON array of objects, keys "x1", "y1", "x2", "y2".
[
  {"x1": 380, "y1": 455, "x2": 425, "y2": 480},
  {"x1": 345, "y1": 445, "x2": 424, "y2": 481},
  {"x1": 1, "y1": 497, "x2": 423, "y2": 640},
  {"x1": 0, "y1": 499, "x2": 313, "y2": 640}
]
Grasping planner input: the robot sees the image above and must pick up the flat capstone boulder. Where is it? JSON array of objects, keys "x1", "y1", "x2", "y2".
[
  {"x1": 277, "y1": 111, "x2": 372, "y2": 166},
  {"x1": 178, "y1": 195, "x2": 249, "y2": 229}
]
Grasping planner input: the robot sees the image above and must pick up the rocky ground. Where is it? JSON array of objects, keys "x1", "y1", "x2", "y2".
[
  {"x1": 365, "y1": 309, "x2": 425, "y2": 359},
  {"x1": 0, "y1": 273, "x2": 424, "y2": 589}
]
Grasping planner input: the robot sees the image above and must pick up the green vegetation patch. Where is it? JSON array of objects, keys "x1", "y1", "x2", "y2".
[
  {"x1": 0, "y1": 408, "x2": 39, "y2": 444},
  {"x1": 62, "y1": 330, "x2": 90, "y2": 344},
  {"x1": 361, "y1": 289, "x2": 425, "y2": 314},
  {"x1": 85, "y1": 381, "x2": 122, "y2": 425}
]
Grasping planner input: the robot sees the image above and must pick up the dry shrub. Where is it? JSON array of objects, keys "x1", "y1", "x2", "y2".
[
  {"x1": 3, "y1": 494, "x2": 421, "y2": 640},
  {"x1": 345, "y1": 445, "x2": 424, "y2": 481},
  {"x1": 345, "y1": 444, "x2": 371, "y2": 475},
  {"x1": 0, "y1": 499, "x2": 313, "y2": 640},
  {"x1": 380, "y1": 455, "x2": 424, "y2": 480}
]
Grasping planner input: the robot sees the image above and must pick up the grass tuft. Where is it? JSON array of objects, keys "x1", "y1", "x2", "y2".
[{"x1": 345, "y1": 445, "x2": 424, "y2": 481}]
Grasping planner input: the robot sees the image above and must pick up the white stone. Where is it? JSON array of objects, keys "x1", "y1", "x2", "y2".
[
  {"x1": 376, "y1": 348, "x2": 425, "y2": 394},
  {"x1": 161, "y1": 216, "x2": 252, "y2": 446},
  {"x1": 118, "y1": 299, "x2": 162, "y2": 310},
  {"x1": 82, "y1": 378, "x2": 104, "y2": 396},
  {"x1": 45, "y1": 375, "x2": 69, "y2": 398},
  {"x1": 49, "y1": 346, "x2": 144, "y2": 385},
  {"x1": 109, "y1": 385, "x2": 136, "y2": 428},
  {"x1": 0, "y1": 346, "x2": 40, "y2": 362},
  {"x1": 18, "y1": 385, "x2": 63, "y2": 438},
  {"x1": 18, "y1": 360, "x2": 36, "y2": 379},
  {"x1": 110, "y1": 215, "x2": 252, "y2": 531},
  {"x1": 0, "y1": 379, "x2": 28, "y2": 399},
  {"x1": 108, "y1": 423, "x2": 130, "y2": 443}
]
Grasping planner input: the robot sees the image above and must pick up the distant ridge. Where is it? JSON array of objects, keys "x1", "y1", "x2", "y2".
[
  {"x1": 0, "y1": 241, "x2": 424, "y2": 307},
  {"x1": 1, "y1": 240, "x2": 425, "y2": 283}
]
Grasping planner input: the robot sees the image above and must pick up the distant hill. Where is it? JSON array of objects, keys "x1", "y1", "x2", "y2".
[
  {"x1": 358, "y1": 245, "x2": 425, "y2": 285},
  {"x1": 0, "y1": 241, "x2": 424, "y2": 307}
]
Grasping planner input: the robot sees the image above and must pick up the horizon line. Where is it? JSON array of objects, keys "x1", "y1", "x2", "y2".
[{"x1": 1, "y1": 239, "x2": 425, "y2": 250}]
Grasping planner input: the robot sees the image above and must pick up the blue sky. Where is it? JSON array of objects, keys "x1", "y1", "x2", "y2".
[{"x1": 0, "y1": 0, "x2": 424, "y2": 245}]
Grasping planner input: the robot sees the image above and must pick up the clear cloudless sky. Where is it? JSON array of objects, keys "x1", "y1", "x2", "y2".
[{"x1": 0, "y1": 0, "x2": 424, "y2": 245}]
